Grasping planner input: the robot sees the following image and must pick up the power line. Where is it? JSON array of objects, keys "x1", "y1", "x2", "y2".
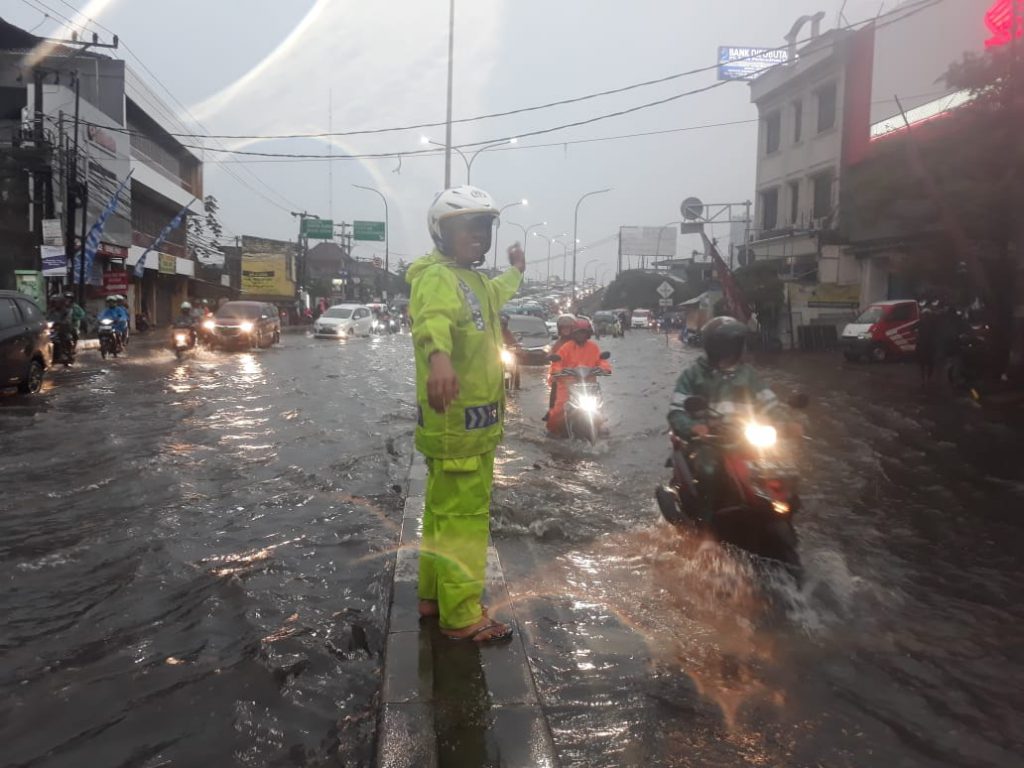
[{"x1": 30, "y1": 0, "x2": 942, "y2": 143}]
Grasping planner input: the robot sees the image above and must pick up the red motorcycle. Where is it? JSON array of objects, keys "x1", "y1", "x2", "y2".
[{"x1": 655, "y1": 394, "x2": 808, "y2": 575}]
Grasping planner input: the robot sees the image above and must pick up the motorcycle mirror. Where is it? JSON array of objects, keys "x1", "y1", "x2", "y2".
[
  {"x1": 599, "y1": 351, "x2": 611, "y2": 360},
  {"x1": 788, "y1": 393, "x2": 810, "y2": 409},
  {"x1": 547, "y1": 354, "x2": 562, "y2": 363},
  {"x1": 683, "y1": 395, "x2": 709, "y2": 415}
]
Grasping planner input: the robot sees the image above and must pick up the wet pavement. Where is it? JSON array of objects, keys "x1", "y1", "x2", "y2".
[{"x1": 2, "y1": 330, "x2": 1023, "y2": 767}]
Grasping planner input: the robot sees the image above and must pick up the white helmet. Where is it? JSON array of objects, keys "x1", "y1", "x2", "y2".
[
  {"x1": 427, "y1": 186, "x2": 498, "y2": 254},
  {"x1": 180, "y1": 301, "x2": 192, "y2": 311}
]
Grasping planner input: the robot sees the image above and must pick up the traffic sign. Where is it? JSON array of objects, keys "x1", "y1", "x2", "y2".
[
  {"x1": 681, "y1": 196, "x2": 704, "y2": 221},
  {"x1": 354, "y1": 220, "x2": 386, "y2": 242},
  {"x1": 659, "y1": 298, "x2": 674, "y2": 307},
  {"x1": 303, "y1": 218, "x2": 334, "y2": 239},
  {"x1": 657, "y1": 281, "x2": 675, "y2": 298}
]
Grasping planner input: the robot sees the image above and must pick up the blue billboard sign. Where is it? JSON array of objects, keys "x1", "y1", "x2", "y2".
[{"x1": 717, "y1": 46, "x2": 790, "y2": 81}]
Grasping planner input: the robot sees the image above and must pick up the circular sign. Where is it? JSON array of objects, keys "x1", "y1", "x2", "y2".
[{"x1": 681, "y1": 196, "x2": 704, "y2": 221}]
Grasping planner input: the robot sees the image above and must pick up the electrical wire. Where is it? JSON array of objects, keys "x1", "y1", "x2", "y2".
[{"x1": 36, "y1": 0, "x2": 943, "y2": 142}]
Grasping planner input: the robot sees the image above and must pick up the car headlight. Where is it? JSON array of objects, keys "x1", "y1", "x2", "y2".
[
  {"x1": 744, "y1": 422, "x2": 777, "y2": 449},
  {"x1": 203, "y1": 319, "x2": 216, "y2": 331},
  {"x1": 239, "y1": 321, "x2": 254, "y2": 333},
  {"x1": 174, "y1": 332, "x2": 189, "y2": 344},
  {"x1": 577, "y1": 395, "x2": 600, "y2": 413}
]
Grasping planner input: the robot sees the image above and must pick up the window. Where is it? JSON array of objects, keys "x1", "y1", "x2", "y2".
[
  {"x1": 817, "y1": 82, "x2": 837, "y2": 133},
  {"x1": 15, "y1": 299, "x2": 42, "y2": 323},
  {"x1": 885, "y1": 303, "x2": 917, "y2": 323},
  {"x1": 788, "y1": 181, "x2": 800, "y2": 225},
  {"x1": 793, "y1": 99, "x2": 803, "y2": 143},
  {"x1": 0, "y1": 298, "x2": 21, "y2": 329},
  {"x1": 760, "y1": 188, "x2": 779, "y2": 232},
  {"x1": 812, "y1": 171, "x2": 834, "y2": 220},
  {"x1": 764, "y1": 111, "x2": 781, "y2": 155}
]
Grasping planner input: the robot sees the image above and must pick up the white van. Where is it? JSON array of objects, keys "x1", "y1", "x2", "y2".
[{"x1": 631, "y1": 309, "x2": 652, "y2": 329}]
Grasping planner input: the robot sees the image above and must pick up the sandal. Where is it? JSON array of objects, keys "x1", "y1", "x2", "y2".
[{"x1": 442, "y1": 618, "x2": 513, "y2": 644}]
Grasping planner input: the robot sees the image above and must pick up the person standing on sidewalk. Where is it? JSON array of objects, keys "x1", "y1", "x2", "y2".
[{"x1": 407, "y1": 186, "x2": 525, "y2": 644}]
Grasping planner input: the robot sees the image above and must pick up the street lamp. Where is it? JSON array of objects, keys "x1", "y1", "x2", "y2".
[
  {"x1": 352, "y1": 184, "x2": 389, "y2": 300},
  {"x1": 421, "y1": 135, "x2": 517, "y2": 184},
  {"x1": 492, "y1": 199, "x2": 527, "y2": 269},
  {"x1": 572, "y1": 188, "x2": 611, "y2": 301},
  {"x1": 507, "y1": 221, "x2": 546, "y2": 255},
  {"x1": 554, "y1": 237, "x2": 578, "y2": 282},
  {"x1": 533, "y1": 231, "x2": 567, "y2": 285}
]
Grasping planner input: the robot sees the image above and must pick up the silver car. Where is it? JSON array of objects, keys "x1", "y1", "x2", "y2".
[{"x1": 313, "y1": 304, "x2": 375, "y2": 338}]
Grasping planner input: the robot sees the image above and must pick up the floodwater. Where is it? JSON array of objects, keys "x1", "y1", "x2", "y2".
[{"x1": 2, "y1": 329, "x2": 1021, "y2": 767}]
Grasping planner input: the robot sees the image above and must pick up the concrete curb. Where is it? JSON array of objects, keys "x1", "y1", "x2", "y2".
[{"x1": 375, "y1": 452, "x2": 559, "y2": 768}]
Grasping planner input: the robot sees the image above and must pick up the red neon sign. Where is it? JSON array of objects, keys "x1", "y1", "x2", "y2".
[{"x1": 985, "y1": 0, "x2": 1022, "y2": 49}]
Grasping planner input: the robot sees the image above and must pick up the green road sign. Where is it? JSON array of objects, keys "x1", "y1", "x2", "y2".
[
  {"x1": 303, "y1": 218, "x2": 334, "y2": 239},
  {"x1": 354, "y1": 220, "x2": 386, "y2": 242}
]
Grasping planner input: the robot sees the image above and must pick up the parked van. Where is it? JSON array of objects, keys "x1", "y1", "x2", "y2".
[{"x1": 840, "y1": 300, "x2": 919, "y2": 362}]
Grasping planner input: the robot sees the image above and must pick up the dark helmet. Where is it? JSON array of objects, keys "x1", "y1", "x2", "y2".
[
  {"x1": 702, "y1": 315, "x2": 747, "y2": 367},
  {"x1": 500, "y1": 312, "x2": 510, "y2": 327}
]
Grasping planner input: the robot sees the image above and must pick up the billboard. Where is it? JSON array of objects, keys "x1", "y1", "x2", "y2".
[
  {"x1": 717, "y1": 46, "x2": 789, "y2": 81},
  {"x1": 241, "y1": 236, "x2": 296, "y2": 298},
  {"x1": 619, "y1": 226, "x2": 678, "y2": 258}
]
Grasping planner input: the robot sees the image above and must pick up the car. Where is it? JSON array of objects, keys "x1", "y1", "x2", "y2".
[
  {"x1": 206, "y1": 301, "x2": 281, "y2": 349},
  {"x1": 593, "y1": 311, "x2": 623, "y2": 338},
  {"x1": 0, "y1": 290, "x2": 52, "y2": 395},
  {"x1": 840, "y1": 299, "x2": 919, "y2": 362},
  {"x1": 631, "y1": 309, "x2": 652, "y2": 329},
  {"x1": 507, "y1": 313, "x2": 551, "y2": 366},
  {"x1": 313, "y1": 304, "x2": 375, "y2": 338}
]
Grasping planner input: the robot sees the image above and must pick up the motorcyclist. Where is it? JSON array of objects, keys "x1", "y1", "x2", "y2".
[
  {"x1": 47, "y1": 296, "x2": 75, "y2": 361},
  {"x1": 63, "y1": 292, "x2": 85, "y2": 343},
  {"x1": 667, "y1": 315, "x2": 781, "y2": 523},
  {"x1": 98, "y1": 297, "x2": 128, "y2": 346},
  {"x1": 546, "y1": 317, "x2": 611, "y2": 436},
  {"x1": 550, "y1": 314, "x2": 576, "y2": 355},
  {"x1": 407, "y1": 185, "x2": 524, "y2": 643}
]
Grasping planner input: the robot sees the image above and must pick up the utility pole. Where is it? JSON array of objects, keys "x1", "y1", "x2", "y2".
[
  {"x1": 64, "y1": 71, "x2": 81, "y2": 297},
  {"x1": 444, "y1": 0, "x2": 455, "y2": 189},
  {"x1": 290, "y1": 211, "x2": 319, "y2": 310}
]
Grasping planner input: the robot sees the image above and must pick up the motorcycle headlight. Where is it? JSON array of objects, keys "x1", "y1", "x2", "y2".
[
  {"x1": 500, "y1": 349, "x2": 515, "y2": 365},
  {"x1": 578, "y1": 394, "x2": 600, "y2": 413},
  {"x1": 239, "y1": 321, "x2": 254, "y2": 333},
  {"x1": 100, "y1": 318, "x2": 113, "y2": 326},
  {"x1": 744, "y1": 423, "x2": 777, "y2": 449},
  {"x1": 203, "y1": 319, "x2": 216, "y2": 331},
  {"x1": 47, "y1": 321, "x2": 54, "y2": 330},
  {"x1": 174, "y1": 333, "x2": 189, "y2": 344}
]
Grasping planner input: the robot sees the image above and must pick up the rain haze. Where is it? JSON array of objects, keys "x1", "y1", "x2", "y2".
[{"x1": 9, "y1": 0, "x2": 883, "y2": 279}]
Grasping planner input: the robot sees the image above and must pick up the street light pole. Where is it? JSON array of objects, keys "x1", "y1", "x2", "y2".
[
  {"x1": 444, "y1": 0, "x2": 454, "y2": 189},
  {"x1": 352, "y1": 184, "x2": 389, "y2": 300},
  {"x1": 492, "y1": 199, "x2": 526, "y2": 270},
  {"x1": 422, "y1": 136, "x2": 516, "y2": 184},
  {"x1": 572, "y1": 188, "x2": 611, "y2": 302}
]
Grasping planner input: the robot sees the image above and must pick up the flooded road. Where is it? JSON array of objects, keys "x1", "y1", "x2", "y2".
[
  {"x1": 0, "y1": 334, "x2": 415, "y2": 767},
  {"x1": 493, "y1": 334, "x2": 1024, "y2": 768},
  {"x1": 2, "y1": 330, "x2": 1022, "y2": 767}
]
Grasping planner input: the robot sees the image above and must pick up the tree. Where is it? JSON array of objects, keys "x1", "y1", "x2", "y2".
[{"x1": 204, "y1": 194, "x2": 223, "y2": 243}]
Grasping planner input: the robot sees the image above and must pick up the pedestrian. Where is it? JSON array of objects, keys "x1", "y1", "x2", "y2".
[
  {"x1": 916, "y1": 300, "x2": 937, "y2": 386},
  {"x1": 407, "y1": 185, "x2": 525, "y2": 644}
]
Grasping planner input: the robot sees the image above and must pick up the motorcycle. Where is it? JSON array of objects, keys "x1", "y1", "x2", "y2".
[
  {"x1": 171, "y1": 325, "x2": 197, "y2": 360},
  {"x1": 501, "y1": 346, "x2": 520, "y2": 392},
  {"x1": 655, "y1": 393, "x2": 809, "y2": 574},
  {"x1": 47, "y1": 321, "x2": 76, "y2": 367},
  {"x1": 548, "y1": 351, "x2": 611, "y2": 443},
  {"x1": 98, "y1": 318, "x2": 123, "y2": 359},
  {"x1": 681, "y1": 328, "x2": 703, "y2": 347},
  {"x1": 948, "y1": 321, "x2": 991, "y2": 397}
]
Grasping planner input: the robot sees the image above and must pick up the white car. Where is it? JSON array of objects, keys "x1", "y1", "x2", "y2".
[
  {"x1": 631, "y1": 309, "x2": 652, "y2": 329},
  {"x1": 313, "y1": 304, "x2": 374, "y2": 338}
]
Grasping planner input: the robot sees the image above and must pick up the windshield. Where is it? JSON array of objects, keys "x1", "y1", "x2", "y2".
[
  {"x1": 508, "y1": 316, "x2": 548, "y2": 338},
  {"x1": 216, "y1": 304, "x2": 260, "y2": 320},
  {"x1": 323, "y1": 307, "x2": 353, "y2": 319},
  {"x1": 855, "y1": 306, "x2": 884, "y2": 324}
]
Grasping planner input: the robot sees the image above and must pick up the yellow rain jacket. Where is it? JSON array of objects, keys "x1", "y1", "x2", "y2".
[{"x1": 407, "y1": 250, "x2": 523, "y2": 458}]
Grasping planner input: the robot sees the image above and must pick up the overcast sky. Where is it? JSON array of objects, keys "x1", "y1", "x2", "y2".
[{"x1": 7, "y1": 0, "x2": 885, "y2": 282}]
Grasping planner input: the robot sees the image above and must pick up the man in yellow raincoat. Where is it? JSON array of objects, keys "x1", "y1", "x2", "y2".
[{"x1": 407, "y1": 185, "x2": 525, "y2": 643}]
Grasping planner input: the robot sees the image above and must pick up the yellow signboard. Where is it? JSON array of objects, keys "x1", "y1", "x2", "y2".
[
  {"x1": 158, "y1": 253, "x2": 176, "y2": 275},
  {"x1": 241, "y1": 236, "x2": 296, "y2": 298}
]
